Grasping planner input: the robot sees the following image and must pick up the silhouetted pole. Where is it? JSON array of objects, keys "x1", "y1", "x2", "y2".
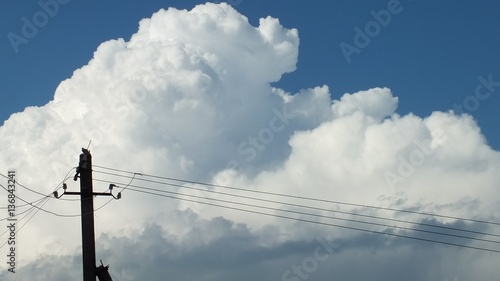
[
  {"x1": 78, "y1": 148, "x2": 97, "y2": 281},
  {"x1": 54, "y1": 148, "x2": 118, "y2": 281}
]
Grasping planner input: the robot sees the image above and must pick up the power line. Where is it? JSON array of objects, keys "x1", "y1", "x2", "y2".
[
  {"x1": 0, "y1": 197, "x2": 46, "y2": 239},
  {"x1": 92, "y1": 172, "x2": 139, "y2": 213},
  {"x1": 0, "y1": 168, "x2": 112, "y2": 220},
  {"x1": 92, "y1": 178, "x2": 500, "y2": 246},
  {"x1": 2, "y1": 163, "x2": 498, "y2": 256},
  {"x1": 93, "y1": 164, "x2": 500, "y2": 227},
  {"x1": 0, "y1": 182, "x2": 81, "y2": 219},
  {"x1": 124, "y1": 186, "x2": 500, "y2": 254},
  {"x1": 92, "y1": 169, "x2": 500, "y2": 239},
  {"x1": 5, "y1": 172, "x2": 494, "y2": 250},
  {"x1": 0, "y1": 184, "x2": 48, "y2": 210},
  {"x1": 0, "y1": 171, "x2": 53, "y2": 198},
  {"x1": 0, "y1": 168, "x2": 81, "y2": 207},
  {"x1": 0, "y1": 197, "x2": 52, "y2": 250},
  {"x1": 18, "y1": 196, "x2": 52, "y2": 233},
  {"x1": 0, "y1": 167, "x2": 77, "y2": 208}
]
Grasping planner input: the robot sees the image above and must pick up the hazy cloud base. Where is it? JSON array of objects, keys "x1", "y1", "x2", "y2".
[{"x1": 0, "y1": 3, "x2": 499, "y2": 280}]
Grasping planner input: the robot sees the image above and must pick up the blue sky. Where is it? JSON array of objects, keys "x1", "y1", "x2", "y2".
[
  {"x1": 1, "y1": 0, "x2": 499, "y2": 148},
  {"x1": 1, "y1": 2, "x2": 500, "y2": 280}
]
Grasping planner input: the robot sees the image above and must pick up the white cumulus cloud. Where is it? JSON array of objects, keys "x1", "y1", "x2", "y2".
[{"x1": 0, "y1": 3, "x2": 499, "y2": 281}]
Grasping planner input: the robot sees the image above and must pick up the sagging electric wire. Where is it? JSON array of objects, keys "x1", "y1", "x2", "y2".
[
  {"x1": 0, "y1": 183, "x2": 48, "y2": 210},
  {"x1": 0, "y1": 196, "x2": 51, "y2": 250},
  {"x1": 0, "y1": 196, "x2": 49, "y2": 238},
  {"x1": 92, "y1": 172, "x2": 139, "y2": 213},
  {"x1": 92, "y1": 169, "x2": 500, "y2": 240},
  {"x1": 124, "y1": 185, "x2": 500, "y2": 254},
  {"x1": 93, "y1": 178, "x2": 500, "y2": 247},
  {"x1": 0, "y1": 168, "x2": 81, "y2": 206},
  {"x1": 0, "y1": 164, "x2": 497, "y2": 255},
  {"x1": 0, "y1": 167, "x2": 111, "y2": 220},
  {"x1": 92, "y1": 164, "x2": 500, "y2": 227}
]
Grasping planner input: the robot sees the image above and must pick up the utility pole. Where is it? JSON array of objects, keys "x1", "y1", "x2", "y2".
[
  {"x1": 79, "y1": 148, "x2": 97, "y2": 281},
  {"x1": 54, "y1": 148, "x2": 120, "y2": 281}
]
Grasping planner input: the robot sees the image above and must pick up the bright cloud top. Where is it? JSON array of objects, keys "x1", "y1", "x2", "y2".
[{"x1": 0, "y1": 3, "x2": 499, "y2": 281}]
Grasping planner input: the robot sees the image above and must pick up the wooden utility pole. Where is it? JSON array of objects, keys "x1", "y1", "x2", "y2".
[
  {"x1": 54, "y1": 148, "x2": 118, "y2": 281},
  {"x1": 78, "y1": 148, "x2": 97, "y2": 281}
]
